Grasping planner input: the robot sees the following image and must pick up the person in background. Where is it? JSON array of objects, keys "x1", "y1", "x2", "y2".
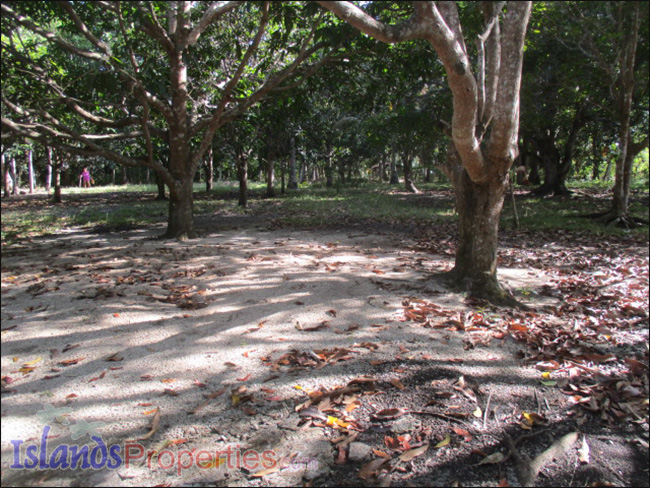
[{"x1": 79, "y1": 167, "x2": 92, "y2": 188}]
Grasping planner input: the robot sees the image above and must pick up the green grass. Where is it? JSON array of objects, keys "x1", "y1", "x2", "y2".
[{"x1": 2, "y1": 180, "x2": 648, "y2": 247}]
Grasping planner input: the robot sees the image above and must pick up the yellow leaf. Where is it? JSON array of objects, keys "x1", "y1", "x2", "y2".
[
  {"x1": 198, "y1": 456, "x2": 228, "y2": 469},
  {"x1": 25, "y1": 357, "x2": 43, "y2": 366},
  {"x1": 522, "y1": 412, "x2": 534, "y2": 426},
  {"x1": 541, "y1": 372, "x2": 551, "y2": 379},
  {"x1": 434, "y1": 434, "x2": 451, "y2": 448},
  {"x1": 472, "y1": 406, "x2": 483, "y2": 418}
]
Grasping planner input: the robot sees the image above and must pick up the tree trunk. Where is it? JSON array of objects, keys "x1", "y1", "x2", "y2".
[
  {"x1": 2, "y1": 153, "x2": 11, "y2": 197},
  {"x1": 28, "y1": 149, "x2": 35, "y2": 193},
  {"x1": 403, "y1": 151, "x2": 420, "y2": 193},
  {"x1": 10, "y1": 158, "x2": 18, "y2": 195},
  {"x1": 154, "y1": 171, "x2": 167, "y2": 200},
  {"x1": 288, "y1": 136, "x2": 298, "y2": 190},
  {"x1": 531, "y1": 125, "x2": 581, "y2": 197},
  {"x1": 325, "y1": 145, "x2": 334, "y2": 188},
  {"x1": 52, "y1": 150, "x2": 62, "y2": 203},
  {"x1": 121, "y1": 166, "x2": 128, "y2": 185},
  {"x1": 445, "y1": 149, "x2": 511, "y2": 302},
  {"x1": 205, "y1": 147, "x2": 214, "y2": 192},
  {"x1": 266, "y1": 155, "x2": 275, "y2": 197},
  {"x1": 45, "y1": 147, "x2": 53, "y2": 192},
  {"x1": 164, "y1": 180, "x2": 195, "y2": 239},
  {"x1": 389, "y1": 152, "x2": 399, "y2": 184},
  {"x1": 237, "y1": 151, "x2": 248, "y2": 207}
]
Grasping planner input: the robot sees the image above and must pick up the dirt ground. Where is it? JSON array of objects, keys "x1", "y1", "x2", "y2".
[{"x1": 1, "y1": 191, "x2": 648, "y2": 487}]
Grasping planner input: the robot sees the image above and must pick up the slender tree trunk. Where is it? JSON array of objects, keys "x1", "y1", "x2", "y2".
[
  {"x1": 46, "y1": 147, "x2": 54, "y2": 192},
  {"x1": 237, "y1": 151, "x2": 248, "y2": 207},
  {"x1": 28, "y1": 149, "x2": 35, "y2": 193},
  {"x1": 2, "y1": 153, "x2": 11, "y2": 197},
  {"x1": 121, "y1": 166, "x2": 128, "y2": 185},
  {"x1": 266, "y1": 155, "x2": 275, "y2": 197},
  {"x1": 389, "y1": 152, "x2": 399, "y2": 184},
  {"x1": 288, "y1": 136, "x2": 298, "y2": 190},
  {"x1": 205, "y1": 147, "x2": 214, "y2": 192},
  {"x1": 403, "y1": 151, "x2": 420, "y2": 193},
  {"x1": 52, "y1": 150, "x2": 62, "y2": 203},
  {"x1": 154, "y1": 171, "x2": 167, "y2": 200},
  {"x1": 325, "y1": 144, "x2": 334, "y2": 188},
  {"x1": 10, "y1": 158, "x2": 18, "y2": 195}
]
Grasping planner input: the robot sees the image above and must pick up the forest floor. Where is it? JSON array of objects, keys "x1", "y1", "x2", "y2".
[{"x1": 1, "y1": 187, "x2": 648, "y2": 487}]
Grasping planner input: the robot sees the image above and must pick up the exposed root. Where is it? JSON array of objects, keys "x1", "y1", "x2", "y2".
[{"x1": 437, "y1": 269, "x2": 530, "y2": 310}]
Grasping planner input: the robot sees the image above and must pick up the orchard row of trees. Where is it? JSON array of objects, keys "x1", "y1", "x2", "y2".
[{"x1": 2, "y1": 1, "x2": 648, "y2": 303}]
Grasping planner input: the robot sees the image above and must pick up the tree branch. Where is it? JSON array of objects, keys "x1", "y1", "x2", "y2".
[
  {"x1": 316, "y1": 1, "x2": 428, "y2": 43},
  {"x1": 187, "y1": 1, "x2": 244, "y2": 46}
]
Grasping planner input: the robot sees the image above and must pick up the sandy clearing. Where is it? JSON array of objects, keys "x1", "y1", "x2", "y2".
[{"x1": 1, "y1": 225, "x2": 558, "y2": 486}]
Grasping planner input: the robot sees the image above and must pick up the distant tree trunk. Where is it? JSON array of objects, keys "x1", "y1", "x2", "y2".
[
  {"x1": 237, "y1": 150, "x2": 249, "y2": 207},
  {"x1": 155, "y1": 172, "x2": 167, "y2": 200},
  {"x1": 266, "y1": 155, "x2": 275, "y2": 197},
  {"x1": 10, "y1": 157, "x2": 18, "y2": 195},
  {"x1": 530, "y1": 134, "x2": 569, "y2": 196},
  {"x1": 2, "y1": 153, "x2": 11, "y2": 197},
  {"x1": 28, "y1": 149, "x2": 35, "y2": 193},
  {"x1": 52, "y1": 149, "x2": 62, "y2": 203},
  {"x1": 389, "y1": 152, "x2": 399, "y2": 184},
  {"x1": 121, "y1": 166, "x2": 128, "y2": 185},
  {"x1": 205, "y1": 147, "x2": 214, "y2": 192},
  {"x1": 45, "y1": 146, "x2": 52, "y2": 193},
  {"x1": 325, "y1": 144, "x2": 334, "y2": 188},
  {"x1": 288, "y1": 136, "x2": 298, "y2": 190},
  {"x1": 403, "y1": 151, "x2": 420, "y2": 193}
]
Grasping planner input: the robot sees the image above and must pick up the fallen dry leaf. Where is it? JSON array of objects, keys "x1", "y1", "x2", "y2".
[{"x1": 398, "y1": 444, "x2": 428, "y2": 461}]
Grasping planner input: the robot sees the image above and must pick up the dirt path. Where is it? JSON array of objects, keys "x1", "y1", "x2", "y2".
[{"x1": 1, "y1": 222, "x2": 648, "y2": 487}]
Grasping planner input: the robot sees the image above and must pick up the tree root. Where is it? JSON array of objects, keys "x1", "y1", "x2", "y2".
[
  {"x1": 504, "y1": 431, "x2": 578, "y2": 487},
  {"x1": 437, "y1": 270, "x2": 531, "y2": 310},
  {"x1": 586, "y1": 210, "x2": 648, "y2": 228}
]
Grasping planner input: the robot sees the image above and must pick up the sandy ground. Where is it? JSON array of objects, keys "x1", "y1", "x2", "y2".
[{"x1": 1, "y1": 223, "x2": 646, "y2": 487}]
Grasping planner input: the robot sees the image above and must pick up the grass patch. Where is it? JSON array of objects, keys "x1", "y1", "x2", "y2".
[{"x1": 2, "y1": 180, "x2": 647, "y2": 246}]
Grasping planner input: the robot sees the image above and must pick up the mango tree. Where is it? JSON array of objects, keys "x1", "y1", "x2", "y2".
[
  {"x1": 1, "y1": 1, "x2": 343, "y2": 239},
  {"x1": 317, "y1": 1, "x2": 531, "y2": 303}
]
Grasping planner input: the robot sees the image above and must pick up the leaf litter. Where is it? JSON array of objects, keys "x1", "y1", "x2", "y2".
[{"x1": 0, "y1": 198, "x2": 647, "y2": 487}]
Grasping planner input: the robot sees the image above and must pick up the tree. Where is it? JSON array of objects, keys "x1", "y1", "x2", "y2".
[
  {"x1": 551, "y1": 2, "x2": 649, "y2": 225},
  {"x1": 1, "y1": 1, "x2": 343, "y2": 239},
  {"x1": 317, "y1": 1, "x2": 531, "y2": 303}
]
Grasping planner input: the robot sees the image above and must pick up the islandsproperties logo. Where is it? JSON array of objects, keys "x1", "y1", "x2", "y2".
[{"x1": 8, "y1": 403, "x2": 316, "y2": 476}]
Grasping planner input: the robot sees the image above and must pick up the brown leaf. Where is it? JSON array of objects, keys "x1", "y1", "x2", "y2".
[
  {"x1": 104, "y1": 352, "x2": 124, "y2": 362},
  {"x1": 398, "y1": 444, "x2": 428, "y2": 462},
  {"x1": 390, "y1": 379, "x2": 406, "y2": 390},
  {"x1": 373, "y1": 408, "x2": 407, "y2": 421},
  {"x1": 358, "y1": 457, "x2": 391, "y2": 480},
  {"x1": 59, "y1": 357, "x2": 86, "y2": 366},
  {"x1": 451, "y1": 426, "x2": 472, "y2": 442}
]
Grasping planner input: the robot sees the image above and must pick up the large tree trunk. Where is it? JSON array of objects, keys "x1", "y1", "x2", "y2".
[
  {"x1": 164, "y1": 179, "x2": 195, "y2": 239},
  {"x1": 445, "y1": 148, "x2": 513, "y2": 304}
]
